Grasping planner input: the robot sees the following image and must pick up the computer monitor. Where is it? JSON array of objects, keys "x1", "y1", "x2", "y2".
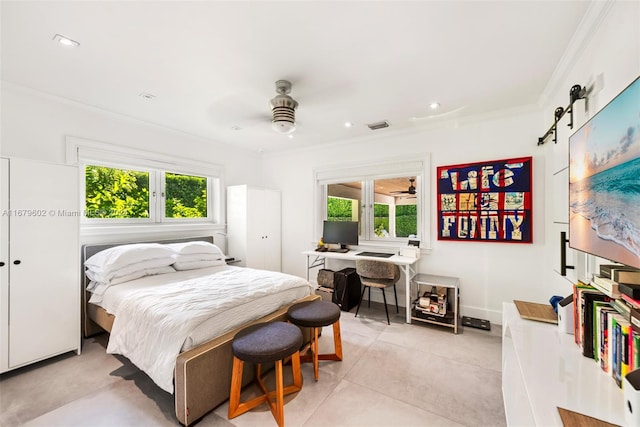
[{"x1": 322, "y1": 221, "x2": 359, "y2": 251}]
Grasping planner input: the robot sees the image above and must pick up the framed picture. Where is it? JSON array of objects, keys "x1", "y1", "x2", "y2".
[{"x1": 436, "y1": 156, "x2": 532, "y2": 243}]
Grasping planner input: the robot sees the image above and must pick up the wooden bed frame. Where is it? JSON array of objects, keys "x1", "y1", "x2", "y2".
[{"x1": 81, "y1": 236, "x2": 319, "y2": 426}]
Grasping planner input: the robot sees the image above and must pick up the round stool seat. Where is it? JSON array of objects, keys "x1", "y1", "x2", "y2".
[
  {"x1": 288, "y1": 300, "x2": 341, "y2": 328},
  {"x1": 232, "y1": 322, "x2": 302, "y2": 364}
]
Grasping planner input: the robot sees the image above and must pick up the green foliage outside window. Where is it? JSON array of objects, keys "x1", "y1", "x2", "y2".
[
  {"x1": 327, "y1": 197, "x2": 355, "y2": 221},
  {"x1": 374, "y1": 203, "x2": 389, "y2": 236},
  {"x1": 165, "y1": 173, "x2": 207, "y2": 218},
  {"x1": 396, "y1": 205, "x2": 417, "y2": 237},
  {"x1": 85, "y1": 166, "x2": 208, "y2": 219},
  {"x1": 85, "y1": 166, "x2": 150, "y2": 218}
]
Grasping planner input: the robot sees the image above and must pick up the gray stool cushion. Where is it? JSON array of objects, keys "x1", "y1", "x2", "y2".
[
  {"x1": 232, "y1": 322, "x2": 302, "y2": 364},
  {"x1": 288, "y1": 300, "x2": 341, "y2": 328}
]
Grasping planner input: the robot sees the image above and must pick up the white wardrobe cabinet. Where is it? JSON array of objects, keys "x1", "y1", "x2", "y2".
[
  {"x1": 226, "y1": 185, "x2": 281, "y2": 271},
  {"x1": 0, "y1": 157, "x2": 80, "y2": 373}
]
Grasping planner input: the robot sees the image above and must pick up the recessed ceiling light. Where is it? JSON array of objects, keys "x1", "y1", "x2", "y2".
[
  {"x1": 344, "y1": 121, "x2": 353, "y2": 128},
  {"x1": 139, "y1": 92, "x2": 156, "y2": 100},
  {"x1": 288, "y1": 134, "x2": 294, "y2": 139},
  {"x1": 53, "y1": 34, "x2": 79, "y2": 47},
  {"x1": 429, "y1": 102, "x2": 440, "y2": 110}
]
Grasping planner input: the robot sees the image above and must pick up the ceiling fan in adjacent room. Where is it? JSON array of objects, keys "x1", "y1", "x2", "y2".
[{"x1": 390, "y1": 178, "x2": 416, "y2": 196}]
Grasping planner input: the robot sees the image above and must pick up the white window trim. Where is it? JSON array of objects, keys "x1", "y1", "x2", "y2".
[
  {"x1": 314, "y1": 154, "x2": 431, "y2": 251},
  {"x1": 66, "y1": 136, "x2": 224, "y2": 231}
]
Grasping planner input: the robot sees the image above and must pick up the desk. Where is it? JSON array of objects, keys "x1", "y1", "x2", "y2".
[{"x1": 302, "y1": 250, "x2": 418, "y2": 323}]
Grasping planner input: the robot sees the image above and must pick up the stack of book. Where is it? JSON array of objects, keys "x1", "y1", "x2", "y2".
[
  {"x1": 574, "y1": 264, "x2": 640, "y2": 389},
  {"x1": 590, "y1": 264, "x2": 640, "y2": 298}
]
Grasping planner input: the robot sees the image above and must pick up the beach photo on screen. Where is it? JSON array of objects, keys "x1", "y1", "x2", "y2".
[{"x1": 569, "y1": 76, "x2": 640, "y2": 269}]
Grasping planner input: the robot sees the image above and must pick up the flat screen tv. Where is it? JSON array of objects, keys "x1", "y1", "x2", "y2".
[
  {"x1": 323, "y1": 220, "x2": 359, "y2": 251},
  {"x1": 569, "y1": 75, "x2": 640, "y2": 269}
]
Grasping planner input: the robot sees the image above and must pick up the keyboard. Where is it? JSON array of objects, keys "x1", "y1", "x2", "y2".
[{"x1": 356, "y1": 251, "x2": 394, "y2": 258}]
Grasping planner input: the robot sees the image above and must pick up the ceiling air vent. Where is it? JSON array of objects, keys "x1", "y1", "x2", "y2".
[{"x1": 367, "y1": 120, "x2": 390, "y2": 130}]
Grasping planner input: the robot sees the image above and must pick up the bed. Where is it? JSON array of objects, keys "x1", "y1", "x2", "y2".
[{"x1": 81, "y1": 236, "x2": 319, "y2": 426}]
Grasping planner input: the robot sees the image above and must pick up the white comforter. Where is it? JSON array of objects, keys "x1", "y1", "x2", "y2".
[{"x1": 105, "y1": 266, "x2": 313, "y2": 393}]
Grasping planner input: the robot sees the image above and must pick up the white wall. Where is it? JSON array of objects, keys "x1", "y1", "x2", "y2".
[
  {"x1": 540, "y1": 1, "x2": 640, "y2": 301},
  {"x1": 0, "y1": 84, "x2": 264, "y2": 246},
  {"x1": 262, "y1": 0, "x2": 639, "y2": 325},
  {"x1": 262, "y1": 109, "x2": 543, "y2": 324}
]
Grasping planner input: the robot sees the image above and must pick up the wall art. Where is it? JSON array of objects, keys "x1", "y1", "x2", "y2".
[{"x1": 437, "y1": 157, "x2": 532, "y2": 243}]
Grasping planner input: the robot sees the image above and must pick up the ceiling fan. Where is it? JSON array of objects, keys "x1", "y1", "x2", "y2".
[
  {"x1": 208, "y1": 80, "x2": 300, "y2": 135},
  {"x1": 390, "y1": 178, "x2": 416, "y2": 195}
]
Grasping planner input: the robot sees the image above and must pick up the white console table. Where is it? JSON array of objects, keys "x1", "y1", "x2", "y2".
[
  {"x1": 502, "y1": 302, "x2": 625, "y2": 426},
  {"x1": 302, "y1": 250, "x2": 418, "y2": 323}
]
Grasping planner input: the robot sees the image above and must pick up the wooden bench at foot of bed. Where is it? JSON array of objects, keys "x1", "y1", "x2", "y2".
[{"x1": 175, "y1": 293, "x2": 319, "y2": 425}]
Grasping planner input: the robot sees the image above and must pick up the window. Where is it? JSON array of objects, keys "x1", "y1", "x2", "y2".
[
  {"x1": 326, "y1": 177, "x2": 419, "y2": 242},
  {"x1": 85, "y1": 165, "x2": 150, "y2": 219},
  {"x1": 67, "y1": 136, "x2": 223, "y2": 229},
  {"x1": 317, "y1": 156, "x2": 429, "y2": 248},
  {"x1": 164, "y1": 172, "x2": 208, "y2": 219},
  {"x1": 83, "y1": 164, "x2": 215, "y2": 223}
]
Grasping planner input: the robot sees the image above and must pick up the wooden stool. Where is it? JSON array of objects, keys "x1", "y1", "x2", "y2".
[
  {"x1": 287, "y1": 300, "x2": 342, "y2": 381},
  {"x1": 228, "y1": 322, "x2": 303, "y2": 427}
]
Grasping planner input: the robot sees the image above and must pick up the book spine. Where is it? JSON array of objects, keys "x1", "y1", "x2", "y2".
[
  {"x1": 614, "y1": 319, "x2": 622, "y2": 388},
  {"x1": 574, "y1": 283, "x2": 581, "y2": 344},
  {"x1": 595, "y1": 306, "x2": 602, "y2": 362},
  {"x1": 622, "y1": 293, "x2": 640, "y2": 310},
  {"x1": 613, "y1": 298, "x2": 631, "y2": 317},
  {"x1": 602, "y1": 310, "x2": 610, "y2": 373},
  {"x1": 630, "y1": 327, "x2": 635, "y2": 373},
  {"x1": 606, "y1": 313, "x2": 615, "y2": 374},
  {"x1": 592, "y1": 275, "x2": 620, "y2": 296},
  {"x1": 600, "y1": 308, "x2": 615, "y2": 368},
  {"x1": 634, "y1": 333, "x2": 640, "y2": 370},
  {"x1": 614, "y1": 270, "x2": 640, "y2": 284},
  {"x1": 623, "y1": 322, "x2": 631, "y2": 384}
]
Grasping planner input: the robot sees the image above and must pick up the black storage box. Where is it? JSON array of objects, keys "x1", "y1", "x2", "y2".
[{"x1": 332, "y1": 267, "x2": 362, "y2": 311}]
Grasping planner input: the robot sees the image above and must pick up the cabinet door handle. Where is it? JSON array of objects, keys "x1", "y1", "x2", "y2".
[
  {"x1": 0, "y1": 261, "x2": 5, "y2": 267},
  {"x1": 13, "y1": 260, "x2": 21, "y2": 265}
]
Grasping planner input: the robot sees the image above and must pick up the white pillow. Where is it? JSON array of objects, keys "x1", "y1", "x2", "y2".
[
  {"x1": 172, "y1": 253, "x2": 222, "y2": 263},
  {"x1": 166, "y1": 241, "x2": 224, "y2": 256},
  {"x1": 86, "y1": 243, "x2": 174, "y2": 274},
  {"x1": 86, "y1": 256, "x2": 175, "y2": 284},
  {"x1": 109, "y1": 265, "x2": 177, "y2": 285},
  {"x1": 173, "y1": 259, "x2": 227, "y2": 271},
  {"x1": 86, "y1": 265, "x2": 177, "y2": 296}
]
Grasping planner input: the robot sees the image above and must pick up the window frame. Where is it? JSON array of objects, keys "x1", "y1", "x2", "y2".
[
  {"x1": 161, "y1": 170, "x2": 213, "y2": 223},
  {"x1": 67, "y1": 136, "x2": 223, "y2": 231},
  {"x1": 315, "y1": 155, "x2": 430, "y2": 250},
  {"x1": 82, "y1": 161, "x2": 156, "y2": 224}
]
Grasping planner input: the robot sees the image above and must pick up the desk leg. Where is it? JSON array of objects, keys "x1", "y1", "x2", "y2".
[{"x1": 403, "y1": 265, "x2": 411, "y2": 324}]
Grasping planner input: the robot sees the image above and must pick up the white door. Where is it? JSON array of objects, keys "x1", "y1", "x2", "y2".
[
  {"x1": 262, "y1": 189, "x2": 281, "y2": 272},
  {"x1": 246, "y1": 187, "x2": 265, "y2": 269},
  {"x1": 8, "y1": 158, "x2": 79, "y2": 368}
]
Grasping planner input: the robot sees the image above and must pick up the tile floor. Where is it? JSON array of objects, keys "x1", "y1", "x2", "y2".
[{"x1": 0, "y1": 304, "x2": 506, "y2": 427}]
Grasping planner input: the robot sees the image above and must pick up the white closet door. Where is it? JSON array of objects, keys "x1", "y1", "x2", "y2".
[
  {"x1": 245, "y1": 187, "x2": 265, "y2": 269},
  {"x1": 262, "y1": 189, "x2": 281, "y2": 272},
  {"x1": 8, "y1": 158, "x2": 79, "y2": 368},
  {"x1": 0, "y1": 159, "x2": 9, "y2": 371}
]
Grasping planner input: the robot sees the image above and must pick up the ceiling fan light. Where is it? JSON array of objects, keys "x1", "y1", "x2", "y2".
[
  {"x1": 272, "y1": 119, "x2": 296, "y2": 134},
  {"x1": 270, "y1": 80, "x2": 298, "y2": 134}
]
